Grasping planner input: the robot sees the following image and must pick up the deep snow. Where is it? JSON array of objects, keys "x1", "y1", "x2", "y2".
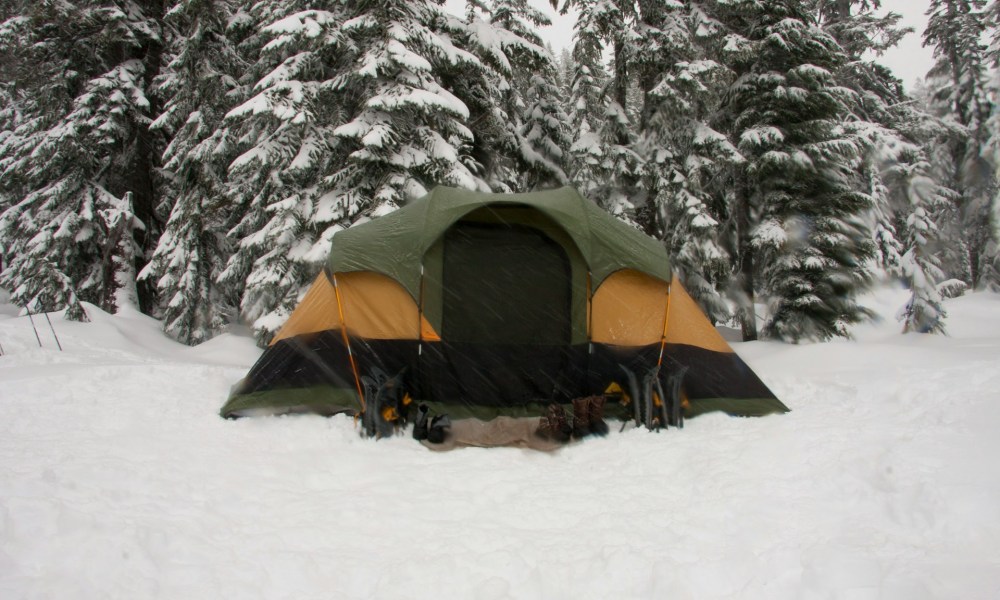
[{"x1": 2, "y1": 287, "x2": 999, "y2": 599}]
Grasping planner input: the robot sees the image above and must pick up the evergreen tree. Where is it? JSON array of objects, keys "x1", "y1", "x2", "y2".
[
  {"x1": 880, "y1": 133, "x2": 954, "y2": 333},
  {"x1": 713, "y1": 0, "x2": 875, "y2": 342},
  {"x1": 981, "y1": 0, "x2": 1000, "y2": 289},
  {"x1": 594, "y1": 88, "x2": 643, "y2": 218},
  {"x1": 556, "y1": 46, "x2": 575, "y2": 97},
  {"x1": 140, "y1": 0, "x2": 247, "y2": 344},
  {"x1": 0, "y1": 1, "x2": 166, "y2": 319},
  {"x1": 814, "y1": 0, "x2": 910, "y2": 276},
  {"x1": 869, "y1": 166, "x2": 904, "y2": 276},
  {"x1": 448, "y1": 0, "x2": 562, "y2": 191},
  {"x1": 636, "y1": 1, "x2": 737, "y2": 320},
  {"x1": 564, "y1": 0, "x2": 642, "y2": 214},
  {"x1": 565, "y1": 0, "x2": 609, "y2": 197},
  {"x1": 218, "y1": 0, "x2": 507, "y2": 342},
  {"x1": 497, "y1": 1, "x2": 571, "y2": 189},
  {"x1": 328, "y1": 0, "x2": 488, "y2": 212},
  {"x1": 815, "y1": 1, "x2": 961, "y2": 329},
  {"x1": 215, "y1": 2, "x2": 355, "y2": 342},
  {"x1": 519, "y1": 67, "x2": 572, "y2": 189},
  {"x1": 438, "y1": 5, "x2": 519, "y2": 191},
  {"x1": 924, "y1": 0, "x2": 998, "y2": 290},
  {"x1": 898, "y1": 186, "x2": 949, "y2": 334},
  {"x1": 0, "y1": 83, "x2": 20, "y2": 217}
]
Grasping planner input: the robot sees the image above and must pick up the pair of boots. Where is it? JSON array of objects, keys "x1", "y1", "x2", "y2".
[
  {"x1": 537, "y1": 395, "x2": 609, "y2": 442},
  {"x1": 412, "y1": 404, "x2": 451, "y2": 444},
  {"x1": 572, "y1": 395, "x2": 609, "y2": 438}
]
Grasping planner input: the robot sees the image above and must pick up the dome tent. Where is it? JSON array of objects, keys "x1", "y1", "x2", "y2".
[{"x1": 221, "y1": 187, "x2": 787, "y2": 434}]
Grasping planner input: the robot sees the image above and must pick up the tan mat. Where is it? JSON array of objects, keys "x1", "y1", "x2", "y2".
[{"x1": 420, "y1": 416, "x2": 566, "y2": 452}]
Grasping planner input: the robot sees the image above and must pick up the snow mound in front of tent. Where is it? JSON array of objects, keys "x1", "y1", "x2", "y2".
[{"x1": 2, "y1": 289, "x2": 1000, "y2": 599}]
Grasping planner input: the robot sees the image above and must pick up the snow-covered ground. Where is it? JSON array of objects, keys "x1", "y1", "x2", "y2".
[{"x1": 2, "y1": 286, "x2": 999, "y2": 599}]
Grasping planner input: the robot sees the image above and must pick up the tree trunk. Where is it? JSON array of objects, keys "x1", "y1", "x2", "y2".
[
  {"x1": 636, "y1": 0, "x2": 662, "y2": 133},
  {"x1": 613, "y1": 38, "x2": 628, "y2": 114},
  {"x1": 128, "y1": 0, "x2": 166, "y2": 315},
  {"x1": 834, "y1": 0, "x2": 851, "y2": 20},
  {"x1": 100, "y1": 213, "x2": 128, "y2": 313},
  {"x1": 737, "y1": 178, "x2": 758, "y2": 341},
  {"x1": 969, "y1": 234, "x2": 981, "y2": 289}
]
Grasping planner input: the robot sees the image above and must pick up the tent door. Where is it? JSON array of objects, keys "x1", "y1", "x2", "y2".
[
  {"x1": 442, "y1": 222, "x2": 571, "y2": 345},
  {"x1": 429, "y1": 221, "x2": 572, "y2": 405}
]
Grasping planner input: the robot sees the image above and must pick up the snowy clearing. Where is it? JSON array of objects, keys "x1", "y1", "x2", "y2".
[{"x1": 2, "y1": 287, "x2": 999, "y2": 599}]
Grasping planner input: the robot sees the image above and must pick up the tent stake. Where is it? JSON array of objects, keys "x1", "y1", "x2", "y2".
[
  {"x1": 25, "y1": 307, "x2": 43, "y2": 348},
  {"x1": 44, "y1": 312, "x2": 63, "y2": 351}
]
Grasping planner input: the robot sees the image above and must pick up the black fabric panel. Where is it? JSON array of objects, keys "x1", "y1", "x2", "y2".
[
  {"x1": 237, "y1": 332, "x2": 351, "y2": 394},
  {"x1": 347, "y1": 337, "x2": 420, "y2": 381},
  {"x1": 415, "y1": 342, "x2": 591, "y2": 406},
  {"x1": 588, "y1": 342, "x2": 778, "y2": 401},
  {"x1": 662, "y1": 343, "x2": 777, "y2": 400},
  {"x1": 236, "y1": 335, "x2": 777, "y2": 410},
  {"x1": 589, "y1": 343, "x2": 662, "y2": 387},
  {"x1": 238, "y1": 332, "x2": 418, "y2": 395},
  {"x1": 442, "y1": 222, "x2": 571, "y2": 345}
]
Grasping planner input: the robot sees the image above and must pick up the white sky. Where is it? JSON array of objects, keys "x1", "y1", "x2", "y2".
[
  {"x1": 446, "y1": 0, "x2": 936, "y2": 91},
  {"x1": 877, "y1": 0, "x2": 935, "y2": 89}
]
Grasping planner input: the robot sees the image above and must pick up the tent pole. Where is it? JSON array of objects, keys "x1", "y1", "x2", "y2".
[
  {"x1": 26, "y1": 306, "x2": 43, "y2": 348},
  {"x1": 656, "y1": 275, "x2": 674, "y2": 367},
  {"x1": 586, "y1": 271, "x2": 593, "y2": 346},
  {"x1": 44, "y1": 312, "x2": 63, "y2": 351},
  {"x1": 416, "y1": 264, "x2": 425, "y2": 398},
  {"x1": 586, "y1": 271, "x2": 594, "y2": 391},
  {"x1": 332, "y1": 273, "x2": 366, "y2": 413}
]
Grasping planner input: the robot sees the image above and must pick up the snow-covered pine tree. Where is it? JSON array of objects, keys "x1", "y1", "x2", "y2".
[
  {"x1": 141, "y1": 0, "x2": 247, "y2": 344},
  {"x1": 635, "y1": 0, "x2": 737, "y2": 321},
  {"x1": 713, "y1": 0, "x2": 875, "y2": 342},
  {"x1": 814, "y1": 0, "x2": 909, "y2": 272},
  {"x1": 598, "y1": 0, "x2": 644, "y2": 216},
  {"x1": 906, "y1": 80, "x2": 972, "y2": 284},
  {"x1": 0, "y1": 1, "x2": 166, "y2": 319},
  {"x1": 815, "y1": 0, "x2": 909, "y2": 92},
  {"x1": 328, "y1": 0, "x2": 489, "y2": 213},
  {"x1": 878, "y1": 115, "x2": 956, "y2": 334},
  {"x1": 981, "y1": 0, "x2": 1000, "y2": 290},
  {"x1": 494, "y1": 0, "x2": 570, "y2": 190},
  {"x1": 565, "y1": 0, "x2": 610, "y2": 198},
  {"x1": 0, "y1": 8, "x2": 18, "y2": 231},
  {"x1": 869, "y1": 166, "x2": 905, "y2": 276},
  {"x1": 519, "y1": 65, "x2": 572, "y2": 189},
  {"x1": 813, "y1": 0, "x2": 956, "y2": 328},
  {"x1": 897, "y1": 169, "x2": 950, "y2": 334},
  {"x1": 564, "y1": 0, "x2": 643, "y2": 215},
  {"x1": 924, "y1": 0, "x2": 998, "y2": 290},
  {"x1": 216, "y1": 2, "x2": 355, "y2": 342},
  {"x1": 446, "y1": 0, "x2": 561, "y2": 191},
  {"x1": 593, "y1": 98, "x2": 643, "y2": 219},
  {"x1": 436, "y1": 5, "x2": 517, "y2": 191},
  {"x1": 556, "y1": 46, "x2": 575, "y2": 98},
  {"x1": 0, "y1": 83, "x2": 19, "y2": 218}
]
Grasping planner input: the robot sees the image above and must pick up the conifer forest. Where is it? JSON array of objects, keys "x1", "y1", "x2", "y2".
[{"x1": 1, "y1": 0, "x2": 998, "y2": 346}]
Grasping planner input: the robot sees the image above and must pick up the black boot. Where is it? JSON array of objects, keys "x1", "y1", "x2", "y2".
[
  {"x1": 426, "y1": 414, "x2": 451, "y2": 444},
  {"x1": 412, "y1": 404, "x2": 430, "y2": 441},
  {"x1": 572, "y1": 396, "x2": 591, "y2": 438},
  {"x1": 588, "y1": 395, "x2": 609, "y2": 436}
]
